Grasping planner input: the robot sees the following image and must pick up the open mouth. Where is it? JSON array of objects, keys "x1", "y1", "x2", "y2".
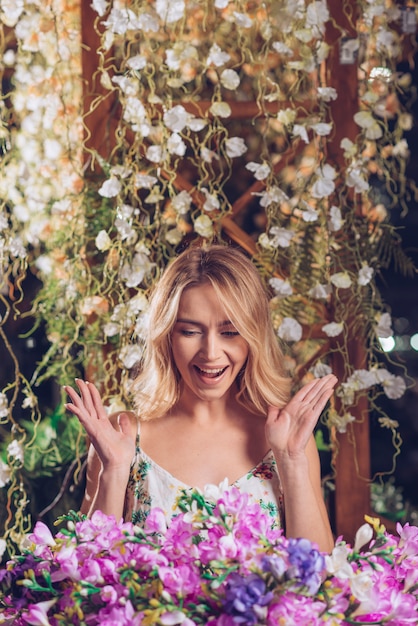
[{"x1": 194, "y1": 365, "x2": 228, "y2": 379}]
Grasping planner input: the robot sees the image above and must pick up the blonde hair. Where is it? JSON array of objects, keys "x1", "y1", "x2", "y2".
[{"x1": 132, "y1": 244, "x2": 292, "y2": 419}]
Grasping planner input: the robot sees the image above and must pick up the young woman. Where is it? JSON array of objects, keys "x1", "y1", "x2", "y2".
[{"x1": 64, "y1": 244, "x2": 336, "y2": 552}]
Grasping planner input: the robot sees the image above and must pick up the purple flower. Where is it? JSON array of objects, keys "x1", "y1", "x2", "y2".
[
  {"x1": 222, "y1": 573, "x2": 273, "y2": 624},
  {"x1": 286, "y1": 538, "x2": 325, "y2": 594}
]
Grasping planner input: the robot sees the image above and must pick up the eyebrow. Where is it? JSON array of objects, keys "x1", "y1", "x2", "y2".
[{"x1": 175, "y1": 318, "x2": 234, "y2": 327}]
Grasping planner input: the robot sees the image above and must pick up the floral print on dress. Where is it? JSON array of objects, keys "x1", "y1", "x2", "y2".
[{"x1": 124, "y1": 425, "x2": 284, "y2": 529}]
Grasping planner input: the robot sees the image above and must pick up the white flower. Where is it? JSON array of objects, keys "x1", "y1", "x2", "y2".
[
  {"x1": 325, "y1": 544, "x2": 354, "y2": 579},
  {"x1": 330, "y1": 272, "x2": 352, "y2": 289},
  {"x1": 292, "y1": 124, "x2": 309, "y2": 143},
  {"x1": 0, "y1": 0, "x2": 24, "y2": 26},
  {"x1": 245, "y1": 162, "x2": 270, "y2": 180},
  {"x1": 165, "y1": 228, "x2": 183, "y2": 245},
  {"x1": 311, "y1": 163, "x2": 336, "y2": 199},
  {"x1": 146, "y1": 145, "x2": 164, "y2": 163},
  {"x1": 0, "y1": 392, "x2": 8, "y2": 418},
  {"x1": 209, "y1": 102, "x2": 232, "y2": 118},
  {"x1": 382, "y1": 375, "x2": 406, "y2": 400},
  {"x1": 328, "y1": 205, "x2": 343, "y2": 232},
  {"x1": 317, "y1": 87, "x2": 337, "y2": 101},
  {"x1": 308, "y1": 283, "x2": 332, "y2": 299},
  {"x1": 358, "y1": 264, "x2": 374, "y2": 286},
  {"x1": 119, "y1": 345, "x2": 143, "y2": 369},
  {"x1": 202, "y1": 478, "x2": 229, "y2": 503},
  {"x1": 91, "y1": 0, "x2": 109, "y2": 17},
  {"x1": 123, "y1": 97, "x2": 150, "y2": 135},
  {"x1": 134, "y1": 174, "x2": 158, "y2": 189},
  {"x1": 350, "y1": 570, "x2": 374, "y2": 603},
  {"x1": 7, "y1": 439, "x2": 24, "y2": 463},
  {"x1": 0, "y1": 537, "x2": 6, "y2": 560},
  {"x1": 220, "y1": 69, "x2": 240, "y2": 90},
  {"x1": 194, "y1": 215, "x2": 213, "y2": 238},
  {"x1": 120, "y1": 253, "x2": 155, "y2": 288},
  {"x1": 300, "y1": 206, "x2": 318, "y2": 222},
  {"x1": 322, "y1": 322, "x2": 344, "y2": 337},
  {"x1": 272, "y1": 42, "x2": 293, "y2": 56},
  {"x1": 201, "y1": 188, "x2": 220, "y2": 212},
  {"x1": 233, "y1": 11, "x2": 253, "y2": 28},
  {"x1": 392, "y1": 139, "x2": 409, "y2": 158},
  {"x1": 206, "y1": 43, "x2": 230, "y2": 67},
  {"x1": 327, "y1": 410, "x2": 356, "y2": 434},
  {"x1": 376, "y1": 312, "x2": 393, "y2": 338},
  {"x1": 155, "y1": 0, "x2": 185, "y2": 23},
  {"x1": 277, "y1": 108, "x2": 297, "y2": 126},
  {"x1": 126, "y1": 54, "x2": 147, "y2": 71},
  {"x1": 172, "y1": 190, "x2": 192, "y2": 215},
  {"x1": 354, "y1": 111, "x2": 383, "y2": 140},
  {"x1": 255, "y1": 185, "x2": 289, "y2": 208},
  {"x1": 310, "y1": 362, "x2": 333, "y2": 378},
  {"x1": 95, "y1": 230, "x2": 112, "y2": 251},
  {"x1": 167, "y1": 133, "x2": 186, "y2": 156},
  {"x1": 225, "y1": 137, "x2": 247, "y2": 158},
  {"x1": 268, "y1": 226, "x2": 294, "y2": 248},
  {"x1": 269, "y1": 277, "x2": 293, "y2": 297},
  {"x1": 98, "y1": 177, "x2": 122, "y2": 198},
  {"x1": 278, "y1": 317, "x2": 303, "y2": 342},
  {"x1": 353, "y1": 523, "x2": 374, "y2": 552},
  {"x1": 0, "y1": 461, "x2": 11, "y2": 487},
  {"x1": 345, "y1": 165, "x2": 370, "y2": 193},
  {"x1": 163, "y1": 105, "x2": 189, "y2": 133},
  {"x1": 305, "y1": 0, "x2": 329, "y2": 36},
  {"x1": 310, "y1": 122, "x2": 332, "y2": 136},
  {"x1": 341, "y1": 137, "x2": 357, "y2": 158}
]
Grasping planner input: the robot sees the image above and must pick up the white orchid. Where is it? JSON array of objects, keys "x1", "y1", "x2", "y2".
[
  {"x1": 269, "y1": 277, "x2": 293, "y2": 297},
  {"x1": 193, "y1": 215, "x2": 213, "y2": 238},
  {"x1": 278, "y1": 317, "x2": 303, "y2": 342}
]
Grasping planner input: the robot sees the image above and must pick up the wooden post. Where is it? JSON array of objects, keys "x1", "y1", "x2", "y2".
[{"x1": 326, "y1": 0, "x2": 371, "y2": 543}]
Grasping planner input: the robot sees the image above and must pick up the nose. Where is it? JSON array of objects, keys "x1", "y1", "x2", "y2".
[{"x1": 200, "y1": 330, "x2": 222, "y2": 361}]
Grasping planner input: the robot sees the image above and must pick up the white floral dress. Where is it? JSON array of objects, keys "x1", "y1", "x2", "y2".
[{"x1": 124, "y1": 423, "x2": 284, "y2": 529}]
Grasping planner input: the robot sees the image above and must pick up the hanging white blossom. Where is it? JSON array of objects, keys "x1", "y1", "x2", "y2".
[
  {"x1": 317, "y1": 87, "x2": 337, "y2": 101},
  {"x1": 155, "y1": 0, "x2": 185, "y2": 23},
  {"x1": 0, "y1": 461, "x2": 11, "y2": 488},
  {"x1": 225, "y1": 137, "x2": 247, "y2": 158},
  {"x1": 269, "y1": 277, "x2": 293, "y2": 297},
  {"x1": 206, "y1": 43, "x2": 230, "y2": 67},
  {"x1": 209, "y1": 102, "x2": 232, "y2": 118},
  {"x1": 278, "y1": 317, "x2": 303, "y2": 342},
  {"x1": 358, "y1": 264, "x2": 374, "y2": 286},
  {"x1": 322, "y1": 322, "x2": 344, "y2": 337},
  {"x1": 328, "y1": 205, "x2": 343, "y2": 232},
  {"x1": 330, "y1": 272, "x2": 352, "y2": 289},
  {"x1": 194, "y1": 215, "x2": 213, "y2": 238},
  {"x1": 119, "y1": 344, "x2": 143, "y2": 369},
  {"x1": 163, "y1": 105, "x2": 189, "y2": 133},
  {"x1": 375, "y1": 312, "x2": 393, "y2": 338},
  {"x1": 246, "y1": 161, "x2": 271, "y2": 180},
  {"x1": 308, "y1": 283, "x2": 332, "y2": 299},
  {"x1": 220, "y1": 68, "x2": 240, "y2": 90},
  {"x1": 98, "y1": 177, "x2": 122, "y2": 198},
  {"x1": 7, "y1": 439, "x2": 24, "y2": 463},
  {"x1": 310, "y1": 362, "x2": 333, "y2": 378},
  {"x1": 311, "y1": 163, "x2": 336, "y2": 199},
  {"x1": 292, "y1": 124, "x2": 309, "y2": 143},
  {"x1": 201, "y1": 189, "x2": 220, "y2": 212},
  {"x1": 95, "y1": 230, "x2": 112, "y2": 252},
  {"x1": 172, "y1": 190, "x2": 192, "y2": 215}
]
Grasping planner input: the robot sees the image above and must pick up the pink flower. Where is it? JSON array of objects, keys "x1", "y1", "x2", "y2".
[
  {"x1": 158, "y1": 563, "x2": 201, "y2": 596},
  {"x1": 22, "y1": 600, "x2": 57, "y2": 625}
]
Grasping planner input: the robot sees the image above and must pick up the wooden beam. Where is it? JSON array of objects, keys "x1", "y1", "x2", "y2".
[{"x1": 326, "y1": 0, "x2": 371, "y2": 543}]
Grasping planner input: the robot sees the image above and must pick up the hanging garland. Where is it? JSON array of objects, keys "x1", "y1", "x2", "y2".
[{"x1": 0, "y1": 0, "x2": 416, "y2": 559}]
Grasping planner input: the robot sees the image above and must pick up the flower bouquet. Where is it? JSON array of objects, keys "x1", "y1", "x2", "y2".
[{"x1": 1, "y1": 486, "x2": 418, "y2": 625}]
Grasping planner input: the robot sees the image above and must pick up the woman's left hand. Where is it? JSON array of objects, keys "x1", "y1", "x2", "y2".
[{"x1": 265, "y1": 374, "x2": 337, "y2": 463}]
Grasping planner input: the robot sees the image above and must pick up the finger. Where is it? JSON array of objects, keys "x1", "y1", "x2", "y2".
[
  {"x1": 85, "y1": 381, "x2": 108, "y2": 420},
  {"x1": 297, "y1": 374, "x2": 337, "y2": 404},
  {"x1": 75, "y1": 379, "x2": 96, "y2": 414}
]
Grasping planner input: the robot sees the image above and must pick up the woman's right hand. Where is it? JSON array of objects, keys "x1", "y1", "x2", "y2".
[{"x1": 64, "y1": 379, "x2": 136, "y2": 473}]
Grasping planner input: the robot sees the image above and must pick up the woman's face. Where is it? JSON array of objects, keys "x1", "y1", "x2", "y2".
[{"x1": 171, "y1": 283, "x2": 249, "y2": 403}]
